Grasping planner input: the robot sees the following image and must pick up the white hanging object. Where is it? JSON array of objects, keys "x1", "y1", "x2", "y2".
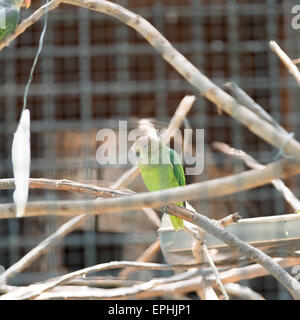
[{"x1": 12, "y1": 109, "x2": 31, "y2": 218}]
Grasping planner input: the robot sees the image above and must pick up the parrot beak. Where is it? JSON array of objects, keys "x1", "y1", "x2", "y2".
[
  {"x1": 22, "y1": 0, "x2": 31, "y2": 9},
  {"x1": 131, "y1": 143, "x2": 140, "y2": 158},
  {"x1": 135, "y1": 150, "x2": 140, "y2": 158}
]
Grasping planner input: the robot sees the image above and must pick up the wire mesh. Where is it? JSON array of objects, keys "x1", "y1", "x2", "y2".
[{"x1": 0, "y1": 0, "x2": 300, "y2": 299}]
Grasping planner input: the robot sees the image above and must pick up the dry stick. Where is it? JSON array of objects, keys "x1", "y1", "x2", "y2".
[
  {"x1": 197, "y1": 278, "x2": 219, "y2": 300},
  {"x1": 0, "y1": 262, "x2": 198, "y2": 300},
  {"x1": 42, "y1": 257, "x2": 300, "y2": 300},
  {"x1": 202, "y1": 243, "x2": 229, "y2": 300},
  {"x1": 224, "y1": 283, "x2": 265, "y2": 300},
  {"x1": 269, "y1": 41, "x2": 300, "y2": 87},
  {"x1": 224, "y1": 82, "x2": 285, "y2": 133},
  {"x1": 0, "y1": 178, "x2": 133, "y2": 197},
  {"x1": 0, "y1": 96, "x2": 194, "y2": 284},
  {"x1": 2, "y1": 1, "x2": 300, "y2": 159},
  {"x1": 212, "y1": 141, "x2": 300, "y2": 211},
  {"x1": 211, "y1": 257, "x2": 300, "y2": 285},
  {"x1": 7, "y1": 257, "x2": 298, "y2": 300},
  {"x1": 1, "y1": 159, "x2": 300, "y2": 220},
  {"x1": 0, "y1": 0, "x2": 61, "y2": 51}
]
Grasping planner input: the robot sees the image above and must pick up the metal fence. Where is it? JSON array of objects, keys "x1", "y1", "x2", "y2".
[{"x1": 1, "y1": 0, "x2": 300, "y2": 299}]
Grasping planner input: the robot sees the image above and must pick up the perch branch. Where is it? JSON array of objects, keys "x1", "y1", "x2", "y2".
[{"x1": 1, "y1": 159, "x2": 300, "y2": 219}]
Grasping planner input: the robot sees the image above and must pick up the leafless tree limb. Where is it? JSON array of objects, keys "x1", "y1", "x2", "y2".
[
  {"x1": 269, "y1": 40, "x2": 300, "y2": 87},
  {"x1": 212, "y1": 141, "x2": 300, "y2": 211}
]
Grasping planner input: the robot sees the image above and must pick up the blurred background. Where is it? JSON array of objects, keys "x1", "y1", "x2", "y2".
[{"x1": 0, "y1": 0, "x2": 300, "y2": 299}]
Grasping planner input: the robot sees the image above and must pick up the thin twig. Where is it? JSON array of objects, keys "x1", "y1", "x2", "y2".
[
  {"x1": 0, "y1": 178, "x2": 133, "y2": 197},
  {"x1": 202, "y1": 243, "x2": 229, "y2": 300},
  {"x1": 212, "y1": 141, "x2": 300, "y2": 211},
  {"x1": 0, "y1": 262, "x2": 197, "y2": 300},
  {"x1": 4, "y1": 257, "x2": 299, "y2": 300},
  {"x1": 269, "y1": 40, "x2": 300, "y2": 87}
]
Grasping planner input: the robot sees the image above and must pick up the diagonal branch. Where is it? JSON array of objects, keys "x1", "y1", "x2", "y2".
[{"x1": 212, "y1": 141, "x2": 300, "y2": 211}]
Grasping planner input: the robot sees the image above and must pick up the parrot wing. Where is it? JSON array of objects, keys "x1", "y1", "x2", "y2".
[
  {"x1": 168, "y1": 148, "x2": 185, "y2": 230},
  {"x1": 0, "y1": 6, "x2": 20, "y2": 41},
  {"x1": 169, "y1": 148, "x2": 186, "y2": 187}
]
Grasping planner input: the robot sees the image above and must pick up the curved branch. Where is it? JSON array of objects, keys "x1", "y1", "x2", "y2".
[{"x1": 0, "y1": 0, "x2": 61, "y2": 51}]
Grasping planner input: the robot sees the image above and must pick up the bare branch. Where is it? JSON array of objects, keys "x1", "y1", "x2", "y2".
[
  {"x1": 0, "y1": 262, "x2": 197, "y2": 300},
  {"x1": 224, "y1": 283, "x2": 265, "y2": 300},
  {"x1": 0, "y1": 159, "x2": 299, "y2": 219},
  {"x1": 269, "y1": 40, "x2": 300, "y2": 87},
  {"x1": 0, "y1": 178, "x2": 132, "y2": 197},
  {"x1": 202, "y1": 243, "x2": 229, "y2": 300},
  {"x1": 0, "y1": 0, "x2": 61, "y2": 51},
  {"x1": 212, "y1": 142, "x2": 300, "y2": 211}
]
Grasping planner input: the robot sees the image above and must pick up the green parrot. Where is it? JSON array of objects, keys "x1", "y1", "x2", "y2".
[
  {"x1": 0, "y1": 0, "x2": 31, "y2": 41},
  {"x1": 132, "y1": 136, "x2": 185, "y2": 231}
]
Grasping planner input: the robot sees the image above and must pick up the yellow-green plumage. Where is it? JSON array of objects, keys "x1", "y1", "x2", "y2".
[
  {"x1": 0, "y1": 0, "x2": 23, "y2": 42},
  {"x1": 132, "y1": 137, "x2": 185, "y2": 230}
]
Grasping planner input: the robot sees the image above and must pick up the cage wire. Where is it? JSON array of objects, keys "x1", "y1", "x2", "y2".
[{"x1": 0, "y1": 0, "x2": 300, "y2": 299}]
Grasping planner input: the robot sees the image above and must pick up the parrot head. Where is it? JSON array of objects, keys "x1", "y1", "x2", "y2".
[
  {"x1": 131, "y1": 136, "x2": 161, "y2": 165},
  {"x1": 21, "y1": 0, "x2": 31, "y2": 8}
]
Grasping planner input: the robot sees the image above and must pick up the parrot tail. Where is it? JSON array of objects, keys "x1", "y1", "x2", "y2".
[{"x1": 170, "y1": 215, "x2": 184, "y2": 231}]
